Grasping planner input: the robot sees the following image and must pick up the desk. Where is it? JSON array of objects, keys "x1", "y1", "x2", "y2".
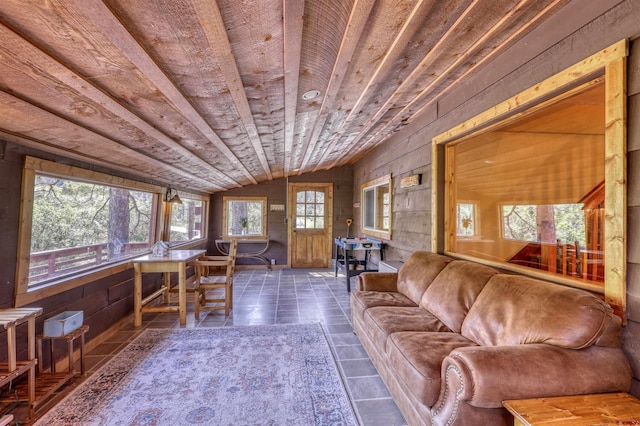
[
  {"x1": 503, "y1": 393, "x2": 640, "y2": 425},
  {"x1": 132, "y1": 250, "x2": 205, "y2": 326},
  {"x1": 334, "y1": 238, "x2": 385, "y2": 292},
  {"x1": 215, "y1": 238, "x2": 270, "y2": 267}
]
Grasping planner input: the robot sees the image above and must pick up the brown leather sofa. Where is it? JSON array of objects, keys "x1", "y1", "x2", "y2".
[{"x1": 351, "y1": 251, "x2": 632, "y2": 426}]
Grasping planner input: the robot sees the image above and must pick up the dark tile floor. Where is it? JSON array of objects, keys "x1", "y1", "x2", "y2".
[{"x1": 61, "y1": 268, "x2": 407, "y2": 426}]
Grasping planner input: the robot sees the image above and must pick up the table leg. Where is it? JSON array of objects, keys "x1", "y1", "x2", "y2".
[
  {"x1": 80, "y1": 331, "x2": 86, "y2": 375},
  {"x1": 6, "y1": 324, "x2": 16, "y2": 372},
  {"x1": 67, "y1": 338, "x2": 74, "y2": 374},
  {"x1": 134, "y1": 262, "x2": 142, "y2": 327},
  {"x1": 346, "y1": 248, "x2": 352, "y2": 292},
  {"x1": 50, "y1": 339, "x2": 55, "y2": 373},
  {"x1": 178, "y1": 262, "x2": 186, "y2": 325},
  {"x1": 163, "y1": 272, "x2": 171, "y2": 304},
  {"x1": 27, "y1": 316, "x2": 36, "y2": 361},
  {"x1": 36, "y1": 338, "x2": 43, "y2": 374}
]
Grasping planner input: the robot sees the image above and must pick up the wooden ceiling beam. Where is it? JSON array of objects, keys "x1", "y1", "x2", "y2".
[
  {"x1": 348, "y1": 0, "x2": 565, "y2": 161},
  {"x1": 297, "y1": 0, "x2": 376, "y2": 174},
  {"x1": 191, "y1": 0, "x2": 273, "y2": 180},
  {"x1": 282, "y1": 0, "x2": 305, "y2": 176},
  {"x1": 70, "y1": 0, "x2": 258, "y2": 184},
  {"x1": 0, "y1": 21, "x2": 238, "y2": 189},
  {"x1": 312, "y1": 0, "x2": 436, "y2": 170}
]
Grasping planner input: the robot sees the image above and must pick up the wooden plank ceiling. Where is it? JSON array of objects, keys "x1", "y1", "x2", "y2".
[{"x1": 0, "y1": 0, "x2": 571, "y2": 193}]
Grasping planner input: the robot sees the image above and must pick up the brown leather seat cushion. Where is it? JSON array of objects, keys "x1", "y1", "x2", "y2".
[
  {"x1": 351, "y1": 290, "x2": 416, "y2": 322},
  {"x1": 387, "y1": 332, "x2": 477, "y2": 407},
  {"x1": 364, "y1": 306, "x2": 451, "y2": 350}
]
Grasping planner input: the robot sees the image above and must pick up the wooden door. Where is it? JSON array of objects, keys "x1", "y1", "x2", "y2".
[{"x1": 288, "y1": 183, "x2": 333, "y2": 268}]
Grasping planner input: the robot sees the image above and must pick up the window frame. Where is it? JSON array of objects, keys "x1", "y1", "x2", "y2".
[
  {"x1": 222, "y1": 196, "x2": 268, "y2": 239},
  {"x1": 163, "y1": 191, "x2": 210, "y2": 247},
  {"x1": 361, "y1": 174, "x2": 392, "y2": 240},
  {"x1": 432, "y1": 40, "x2": 627, "y2": 318},
  {"x1": 15, "y1": 157, "x2": 165, "y2": 306}
]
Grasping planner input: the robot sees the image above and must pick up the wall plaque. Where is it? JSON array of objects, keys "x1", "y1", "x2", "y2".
[{"x1": 400, "y1": 174, "x2": 421, "y2": 188}]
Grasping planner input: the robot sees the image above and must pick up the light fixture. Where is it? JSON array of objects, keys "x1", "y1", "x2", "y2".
[
  {"x1": 166, "y1": 188, "x2": 182, "y2": 204},
  {"x1": 302, "y1": 89, "x2": 320, "y2": 100}
]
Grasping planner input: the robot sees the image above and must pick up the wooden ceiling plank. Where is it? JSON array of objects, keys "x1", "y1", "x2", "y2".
[
  {"x1": 283, "y1": 0, "x2": 305, "y2": 176},
  {"x1": 312, "y1": 0, "x2": 435, "y2": 170},
  {"x1": 0, "y1": 21, "x2": 240, "y2": 188},
  {"x1": 69, "y1": 0, "x2": 258, "y2": 184},
  {"x1": 297, "y1": 0, "x2": 376, "y2": 174},
  {"x1": 325, "y1": 0, "x2": 484, "y2": 169},
  {"x1": 192, "y1": 0, "x2": 273, "y2": 180},
  {"x1": 0, "y1": 92, "x2": 221, "y2": 191},
  {"x1": 350, "y1": 0, "x2": 566, "y2": 161}
]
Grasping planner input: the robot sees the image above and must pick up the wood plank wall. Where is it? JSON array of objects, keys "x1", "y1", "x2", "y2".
[
  {"x1": 208, "y1": 166, "x2": 354, "y2": 266},
  {"x1": 354, "y1": 0, "x2": 640, "y2": 396}
]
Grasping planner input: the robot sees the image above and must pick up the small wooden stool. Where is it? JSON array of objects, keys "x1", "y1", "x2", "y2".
[{"x1": 37, "y1": 325, "x2": 89, "y2": 377}]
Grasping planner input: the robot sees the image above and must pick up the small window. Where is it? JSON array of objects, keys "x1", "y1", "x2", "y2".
[
  {"x1": 167, "y1": 194, "x2": 208, "y2": 245},
  {"x1": 296, "y1": 190, "x2": 325, "y2": 229},
  {"x1": 361, "y1": 174, "x2": 392, "y2": 239},
  {"x1": 223, "y1": 196, "x2": 267, "y2": 238},
  {"x1": 457, "y1": 203, "x2": 476, "y2": 237}
]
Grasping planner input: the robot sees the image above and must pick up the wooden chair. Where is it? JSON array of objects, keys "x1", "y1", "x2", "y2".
[{"x1": 190, "y1": 240, "x2": 237, "y2": 318}]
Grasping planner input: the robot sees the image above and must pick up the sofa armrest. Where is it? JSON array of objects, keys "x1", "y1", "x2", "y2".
[
  {"x1": 439, "y1": 344, "x2": 632, "y2": 410},
  {"x1": 356, "y1": 272, "x2": 398, "y2": 291}
]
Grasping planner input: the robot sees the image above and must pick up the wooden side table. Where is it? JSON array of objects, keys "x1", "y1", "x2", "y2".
[
  {"x1": 37, "y1": 325, "x2": 89, "y2": 377},
  {"x1": 503, "y1": 393, "x2": 640, "y2": 425},
  {"x1": 32, "y1": 325, "x2": 89, "y2": 413}
]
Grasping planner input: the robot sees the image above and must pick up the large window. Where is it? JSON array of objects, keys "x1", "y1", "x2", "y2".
[
  {"x1": 432, "y1": 40, "x2": 627, "y2": 316},
  {"x1": 361, "y1": 174, "x2": 392, "y2": 239},
  {"x1": 16, "y1": 157, "x2": 163, "y2": 305},
  {"x1": 222, "y1": 196, "x2": 267, "y2": 238}
]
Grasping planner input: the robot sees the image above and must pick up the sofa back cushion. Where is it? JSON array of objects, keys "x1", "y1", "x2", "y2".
[
  {"x1": 420, "y1": 261, "x2": 498, "y2": 333},
  {"x1": 461, "y1": 274, "x2": 616, "y2": 349},
  {"x1": 397, "y1": 252, "x2": 452, "y2": 304}
]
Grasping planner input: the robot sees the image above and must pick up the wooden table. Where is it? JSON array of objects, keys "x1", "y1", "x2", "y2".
[
  {"x1": 503, "y1": 393, "x2": 640, "y2": 425},
  {"x1": 132, "y1": 250, "x2": 205, "y2": 326}
]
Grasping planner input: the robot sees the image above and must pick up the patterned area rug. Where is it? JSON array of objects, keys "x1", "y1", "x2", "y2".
[{"x1": 35, "y1": 324, "x2": 358, "y2": 425}]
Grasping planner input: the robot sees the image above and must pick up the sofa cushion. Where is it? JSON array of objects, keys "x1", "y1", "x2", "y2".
[
  {"x1": 364, "y1": 306, "x2": 451, "y2": 351},
  {"x1": 351, "y1": 290, "x2": 417, "y2": 322},
  {"x1": 420, "y1": 260, "x2": 498, "y2": 333},
  {"x1": 387, "y1": 332, "x2": 477, "y2": 407},
  {"x1": 461, "y1": 274, "x2": 615, "y2": 349},
  {"x1": 397, "y1": 251, "x2": 453, "y2": 304}
]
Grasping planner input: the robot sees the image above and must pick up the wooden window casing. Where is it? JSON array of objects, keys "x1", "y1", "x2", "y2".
[
  {"x1": 222, "y1": 196, "x2": 268, "y2": 239},
  {"x1": 432, "y1": 40, "x2": 628, "y2": 319},
  {"x1": 15, "y1": 157, "x2": 163, "y2": 306},
  {"x1": 361, "y1": 174, "x2": 392, "y2": 240}
]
